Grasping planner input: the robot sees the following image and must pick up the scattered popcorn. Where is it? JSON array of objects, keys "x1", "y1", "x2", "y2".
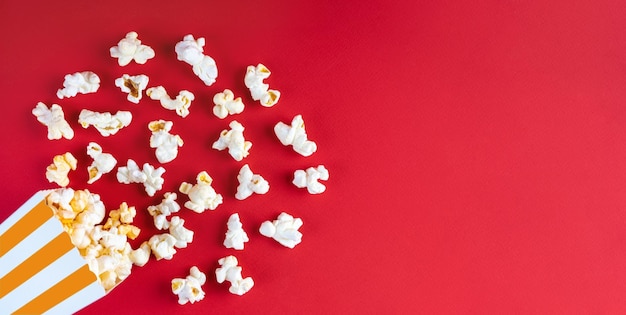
[
  {"x1": 274, "y1": 114, "x2": 317, "y2": 157},
  {"x1": 215, "y1": 255, "x2": 254, "y2": 295},
  {"x1": 235, "y1": 164, "x2": 269, "y2": 200},
  {"x1": 147, "y1": 192, "x2": 181, "y2": 230},
  {"x1": 223, "y1": 213, "x2": 248, "y2": 250},
  {"x1": 213, "y1": 89, "x2": 244, "y2": 119},
  {"x1": 78, "y1": 109, "x2": 132, "y2": 137},
  {"x1": 56, "y1": 71, "x2": 100, "y2": 99},
  {"x1": 146, "y1": 86, "x2": 195, "y2": 118},
  {"x1": 46, "y1": 152, "x2": 77, "y2": 187},
  {"x1": 179, "y1": 171, "x2": 223, "y2": 213},
  {"x1": 32, "y1": 102, "x2": 74, "y2": 140},
  {"x1": 86, "y1": 142, "x2": 117, "y2": 184},
  {"x1": 259, "y1": 212, "x2": 303, "y2": 249},
  {"x1": 212, "y1": 120, "x2": 252, "y2": 161},
  {"x1": 110, "y1": 31, "x2": 155, "y2": 66},
  {"x1": 169, "y1": 216, "x2": 194, "y2": 248},
  {"x1": 172, "y1": 266, "x2": 206, "y2": 305},
  {"x1": 148, "y1": 233, "x2": 178, "y2": 260},
  {"x1": 116, "y1": 159, "x2": 165, "y2": 196},
  {"x1": 115, "y1": 74, "x2": 149, "y2": 103},
  {"x1": 149, "y1": 120, "x2": 183, "y2": 163},
  {"x1": 293, "y1": 165, "x2": 329, "y2": 194},
  {"x1": 175, "y1": 34, "x2": 218, "y2": 86},
  {"x1": 130, "y1": 241, "x2": 151, "y2": 267},
  {"x1": 244, "y1": 64, "x2": 280, "y2": 107}
]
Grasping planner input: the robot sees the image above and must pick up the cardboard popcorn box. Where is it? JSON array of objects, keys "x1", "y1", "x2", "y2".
[{"x1": 0, "y1": 191, "x2": 106, "y2": 314}]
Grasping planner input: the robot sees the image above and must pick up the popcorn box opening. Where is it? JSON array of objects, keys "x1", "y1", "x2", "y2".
[{"x1": 0, "y1": 191, "x2": 110, "y2": 314}]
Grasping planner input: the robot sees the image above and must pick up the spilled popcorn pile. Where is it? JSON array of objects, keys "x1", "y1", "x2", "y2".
[{"x1": 30, "y1": 31, "x2": 330, "y2": 306}]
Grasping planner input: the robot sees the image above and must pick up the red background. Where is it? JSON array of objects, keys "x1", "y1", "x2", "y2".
[{"x1": 2, "y1": 0, "x2": 626, "y2": 313}]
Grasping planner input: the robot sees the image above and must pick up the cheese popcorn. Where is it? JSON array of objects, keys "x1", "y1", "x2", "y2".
[
  {"x1": 115, "y1": 74, "x2": 149, "y2": 103},
  {"x1": 32, "y1": 102, "x2": 74, "y2": 140},
  {"x1": 235, "y1": 164, "x2": 269, "y2": 200},
  {"x1": 293, "y1": 165, "x2": 329, "y2": 194},
  {"x1": 147, "y1": 192, "x2": 181, "y2": 230},
  {"x1": 147, "y1": 86, "x2": 195, "y2": 118},
  {"x1": 172, "y1": 266, "x2": 206, "y2": 305},
  {"x1": 259, "y1": 212, "x2": 303, "y2": 249},
  {"x1": 244, "y1": 64, "x2": 280, "y2": 107},
  {"x1": 215, "y1": 255, "x2": 254, "y2": 295},
  {"x1": 56, "y1": 71, "x2": 100, "y2": 99},
  {"x1": 175, "y1": 34, "x2": 218, "y2": 86},
  {"x1": 169, "y1": 216, "x2": 194, "y2": 248},
  {"x1": 148, "y1": 233, "x2": 177, "y2": 260},
  {"x1": 86, "y1": 142, "x2": 117, "y2": 184},
  {"x1": 212, "y1": 120, "x2": 252, "y2": 161},
  {"x1": 223, "y1": 213, "x2": 248, "y2": 250},
  {"x1": 78, "y1": 109, "x2": 132, "y2": 136},
  {"x1": 46, "y1": 152, "x2": 77, "y2": 187},
  {"x1": 130, "y1": 241, "x2": 151, "y2": 267},
  {"x1": 213, "y1": 89, "x2": 244, "y2": 119},
  {"x1": 274, "y1": 114, "x2": 317, "y2": 157},
  {"x1": 179, "y1": 171, "x2": 223, "y2": 213},
  {"x1": 110, "y1": 31, "x2": 155, "y2": 66},
  {"x1": 116, "y1": 159, "x2": 165, "y2": 196},
  {"x1": 149, "y1": 120, "x2": 184, "y2": 163}
]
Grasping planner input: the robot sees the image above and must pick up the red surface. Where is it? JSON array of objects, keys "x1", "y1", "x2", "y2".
[{"x1": 2, "y1": 0, "x2": 626, "y2": 313}]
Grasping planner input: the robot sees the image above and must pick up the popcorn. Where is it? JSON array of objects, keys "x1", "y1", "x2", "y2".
[
  {"x1": 259, "y1": 212, "x2": 303, "y2": 249},
  {"x1": 179, "y1": 171, "x2": 223, "y2": 213},
  {"x1": 56, "y1": 71, "x2": 100, "y2": 99},
  {"x1": 215, "y1": 255, "x2": 254, "y2": 295},
  {"x1": 116, "y1": 159, "x2": 166, "y2": 196},
  {"x1": 46, "y1": 152, "x2": 77, "y2": 187},
  {"x1": 86, "y1": 142, "x2": 117, "y2": 184},
  {"x1": 169, "y1": 216, "x2": 194, "y2": 248},
  {"x1": 175, "y1": 34, "x2": 218, "y2": 86},
  {"x1": 212, "y1": 120, "x2": 252, "y2": 161},
  {"x1": 146, "y1": 86, "x2": 195, "y2": 118},
  {"x1": 78, "y1": 109, "x2": 132, "y2": 136},
  {"x1": 293, "y1": 165, "x2": 329, "y2": 194},
  {"x1": 130, "y1": 241, "x2": 151, "y2": 267},
  {"x1": 172, "y1": 266, "x2": 207, "y2": 305},
  {"x1": 115, "y1": 74, "x2": 149, "y2": 103},
  {"x1": 104, "y1": 202, "x2": 141, "y2": 240},
  {"x1": 244, "y1": 64, "x2": 280, "y2": 107},
  {"x1": 147, "y1": 192, "x2": 181, "y2": 230},
  {"x1": 148, "y1": 233, "x2": 177, "y2": 260},
  {"x1": 149, "y1": 120, "x2": 184, "y2": 163},
  {"x1": 235, "y1": 164, "x2": 269, "y2": 200},
  {"x1": 274, "y1": 114, "x2": 317, "y2": 157},
  {"x1": 223, "y1": 213, "x2": 248, "y2": 250},
  {"x1": 213, "y1": 89, "x2": 244, "y2": 119},
  {"x1": 32, "y1": 102, "x2": 74, "y2": 140},
  {"x1": 110, "y1": 31, "x2": 155, "y2": 66}
]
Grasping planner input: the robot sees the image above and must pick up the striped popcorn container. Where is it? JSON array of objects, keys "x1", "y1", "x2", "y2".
[{"x1": 0, "y1": 191, "x2": 106, "y2": 314}]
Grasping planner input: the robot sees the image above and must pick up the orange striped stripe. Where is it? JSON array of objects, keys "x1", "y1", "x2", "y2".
[
  {"x1": 0, "y1": 232, "x2": 73, "y2": 299},
  {"x1": 0, "y1": 199, "x2": 53, "y2": 257},
  {"x1": 12, "y1": 264, "x2": 97, "y2": 315}
]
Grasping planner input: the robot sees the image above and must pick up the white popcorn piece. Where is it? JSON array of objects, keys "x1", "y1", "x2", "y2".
[
  {"x1": 46, "y1": 152, "x2": 77, "y2": 187},
  {"x1": 32, "y1": 102, "x2": 74, "y2": 140},
  {"x1": 259, "y1": 212, "x2": 303, "y2": 249},
  {"x1": 147, "y1": 192, "x2": 181, "y2": 230},
  {"x1": 293, "y1": 165, "x2": 329, "y2": 194},
  {"x1": 110, "y1": 31, "x2": 155, "y2": 66},
  {"x1": 56, "y1": 71, "x2": 100, "y2": 99},
  {"x1": 215, "y1": 255, "x2": 254, "y2": 295},
  {"x1": 146, "y1": 86, "x2": 195, "y2": 118},
  {"x1": 148, "y1": 233, "x2": 177, "y2": 260},
  {"x1": 116, "y1": 159, "x2": 165, "y2": 196},
  {"x1": 116, "y1": 159, "x2": 147, "y2": 184},
  {"x1": 115, "y1": 74, "x2": 149, "y2": 103},
  {"x1": 212, "y1": 120, "x2": 252, "y2": 161},
  {"x1": 274, "y1": 114, "x2": 317, "y2": 157},
  {"x1": 169, "y1": 216, "x2": 194, "y2": 248},
  {"x1": 213, "y1": 89, "x2": 244, "y2": 119},
  {"x1": 86, "y1": 142, "x2": 117, "y2": 184},
  {"x1": 223, "y1": 213, "x2": 249, "y2": 250},
  {"x1": 130, "y1": 241, "x2": 151, "y2": 267},
  {"x1": 175, "y1": 34, "x2": 218, "y2": 86},
  {"x1": 235, "y1": 164, "x2": 269, "y2": 200},
  {"x1": 179, "y1": 171, "x2": 223, "y2": 213},
  {"x1": 78, "y1": 109, "x2": 132, "y2": 137},
  {"x1": 172, "y1": 266, "x2": 206, "y2": 305},
  {"x1": 149, "y1": 120, "x2": 184, "y2": 163},
  {"x1": 244, "y1": 64, "x2": 280, "y2": 107}
]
